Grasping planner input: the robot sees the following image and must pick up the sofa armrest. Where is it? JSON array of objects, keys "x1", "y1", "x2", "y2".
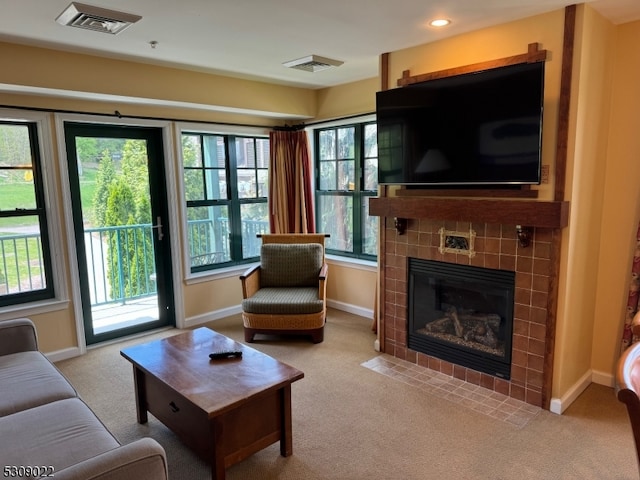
[
  {"x1": 52, "y1": 438, "x2": 168, "y2": 480},
  {"x1": 240, "y1": 265, "x2": 261, "y2": 298},
  {"x1": 0, "y1": 318, "x2": 38, "y2": 355}
]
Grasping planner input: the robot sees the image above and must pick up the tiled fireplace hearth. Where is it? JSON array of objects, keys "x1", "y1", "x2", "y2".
[{"x1": 377, "y1": 213, "x2": 558, "y2": 408}]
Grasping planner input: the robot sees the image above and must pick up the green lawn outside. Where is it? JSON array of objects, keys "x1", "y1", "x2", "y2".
[
  {"x1": 0, "y1": 169, "x2": 97, "y2": 288},
  {"x1": 0, "y1": 169, "x2": 98, "y2": 229}
]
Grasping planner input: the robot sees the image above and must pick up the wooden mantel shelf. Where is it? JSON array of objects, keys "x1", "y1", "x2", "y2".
[{"x1": 369, "y1": 197, "x2": 569, "y2": 229}]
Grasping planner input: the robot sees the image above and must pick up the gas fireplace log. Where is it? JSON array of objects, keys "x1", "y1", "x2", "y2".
[
  {"x1": 456, "y1": 313, "x2": 501, "y2": 326},
  {"x1": 423, "y1": 317, "x2": 451, "y2": 333},
  {"x1": 465, "y1": 324, "x2": 499, "y2": 349},
  {"x1": 423, "y1": 311, "x2": 502, "y2": 347},
  {"x1": 446, "y1": 307, "x2": 465, "y2": 337}
]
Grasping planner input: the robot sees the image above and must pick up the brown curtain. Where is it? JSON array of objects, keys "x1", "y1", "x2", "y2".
[
  {"x1": 621, "y1": 222, "x2": 640, "y2": 353},
  {"x1": 268, "y1": 130, "x2": 315, "y2": 234}
]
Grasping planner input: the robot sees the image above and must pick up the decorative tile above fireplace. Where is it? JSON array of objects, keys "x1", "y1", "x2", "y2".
[{"x1": 438, "y1": 227, "x2": 476, "y2": 257}]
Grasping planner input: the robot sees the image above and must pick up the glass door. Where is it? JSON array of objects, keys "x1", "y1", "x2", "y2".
[{"x1": 64, "y1": 122, "x2": 174, "y2": 344}]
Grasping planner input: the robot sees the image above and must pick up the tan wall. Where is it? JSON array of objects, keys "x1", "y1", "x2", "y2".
[
  {"x1": 183, "y1": 276, "x2": 245, "y2": 320},
  {"x1": 314, "y1": 77, "x2": 379, "y2": 121},
  {"x1": 28, "y1": 307, "x2": 77, "y2": 353},
  {"x1": 592, "y1": 19, "x2": 640, "y2": 375},
  {"x1": 326, "y1": 262, "x2": 377, "y2": 312},
  {"x1": 0, "y1": 42, "x2": 316, "y2": 120},
  {"x1": 553, "y1": 5, "x2": 615, "y2": 396}
]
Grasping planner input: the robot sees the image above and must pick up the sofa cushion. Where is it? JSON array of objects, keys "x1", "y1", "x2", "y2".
[
  {"x1": 242, "y1": 287, "x2": 324, "y2": 314},
  {"x1": 0, "y1": 397, "x2": 120, "y2": 472},
  {"x1": 260, "y1": 243, "x2": 323, "y2": 288},
  {"x1": 0, "y1": 351, "x2": 77, "y2": 417}
]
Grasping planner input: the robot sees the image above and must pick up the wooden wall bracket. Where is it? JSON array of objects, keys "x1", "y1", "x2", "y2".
[{"x1": 397, "y1": 42, "x2": 548, "y2": 87}]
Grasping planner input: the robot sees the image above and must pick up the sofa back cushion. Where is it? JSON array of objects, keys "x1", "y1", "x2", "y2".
[{"x1": 260, "y1": 243, "x2": 323, "y2": 288}]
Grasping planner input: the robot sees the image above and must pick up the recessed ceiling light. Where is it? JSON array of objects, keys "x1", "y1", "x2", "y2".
[{"x1": 429, "y1": 19, "x2": 451, "y2": 27}]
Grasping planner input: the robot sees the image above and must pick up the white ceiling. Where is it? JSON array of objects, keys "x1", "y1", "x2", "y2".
[{"x1": 1, "y1": 0, "x2": 638, "y2": 90}]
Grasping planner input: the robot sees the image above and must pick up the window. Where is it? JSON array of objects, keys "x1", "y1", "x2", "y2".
[
  {"x1": 315, "y1": 121, "x2": 378, "y2": 259},
  {"x1": 0, "y1": 121, "x2": 55, "y2": 306},
  {"x1": 181, "y1": 131, "x2": 269, "y2": 272}
]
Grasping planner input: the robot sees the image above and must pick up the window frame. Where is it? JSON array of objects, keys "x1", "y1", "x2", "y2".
[
  {"x1": 312, "y1": 115, "x2": 378, "y2": 261},
  {"x1": 176, "y1": 123, "x2": 270, "y2": 278},
  {"x1": 0, "y1": 110, "x2": 66, "y2": 314}
]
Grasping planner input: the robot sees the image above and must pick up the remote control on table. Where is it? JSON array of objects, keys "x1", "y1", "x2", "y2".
[{"x1": 209, "y1": 351, "x2": 242, "y2": 360}]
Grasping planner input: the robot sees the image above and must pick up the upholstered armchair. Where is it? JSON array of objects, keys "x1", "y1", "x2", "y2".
[{"x1": 240, "y1": 234, "x2": 328, "y2": 343}]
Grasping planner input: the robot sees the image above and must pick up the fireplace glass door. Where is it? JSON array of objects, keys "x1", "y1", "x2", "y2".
[{"x1": 408, "y1": 258, "x2": 515, "y2": 379}]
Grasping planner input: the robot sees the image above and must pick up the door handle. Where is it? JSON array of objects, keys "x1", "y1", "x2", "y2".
[{"x1": 152, "y1": 216, "x2": 164, "y2": 241}]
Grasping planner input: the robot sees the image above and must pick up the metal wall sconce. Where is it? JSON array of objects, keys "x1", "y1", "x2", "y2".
[{"x1": 516, "y1": 225, "x2": 533, "y2": 247}]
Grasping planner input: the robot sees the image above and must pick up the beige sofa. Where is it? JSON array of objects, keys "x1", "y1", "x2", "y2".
[{"x1": 0, "y1": 318, "x2": 168, "y2": 480}]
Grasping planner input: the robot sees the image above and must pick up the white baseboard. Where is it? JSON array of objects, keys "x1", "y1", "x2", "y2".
[
  {"x1": 184, "y1": 305, "x2": 243, "y2": 329},
  {"x1": 46, "y1": 347, "x2": 82, "y2": 363},
  {"x1": 327, "y1": 299, "x2": 373, "y2": 319},
  {"x1": 549, "y1": 369, "x2": 593, "y2": 415},
  {"x1": 591, "y1": 369, "x2": 615, "y2": 388}
]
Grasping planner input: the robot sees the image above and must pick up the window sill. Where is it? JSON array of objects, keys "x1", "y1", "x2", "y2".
[
  {"x1": 185, "y1": 263, "x2": 257, "y2": 285},
  {"x1": 0, "y1": 298, "x2": 70, "y2": 322},
  {"x1": 184, "y1": 256, "x2": 377, "y2": 284},
  {"x1": 325, "y1": 254, "x2": 377, "y2": 272}
]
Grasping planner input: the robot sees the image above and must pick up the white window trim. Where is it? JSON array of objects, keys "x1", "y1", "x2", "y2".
[
  {"x1": 0, "y1": 109, "x2": 69, "y2": 318},
  {"x1": 174, "y1": 121, "x2": 270, "y2": 282}
]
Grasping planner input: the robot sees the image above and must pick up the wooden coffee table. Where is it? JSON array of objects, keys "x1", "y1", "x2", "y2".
[{"x1": 120, "y1": 327, "x2": 304, "y2": 480}]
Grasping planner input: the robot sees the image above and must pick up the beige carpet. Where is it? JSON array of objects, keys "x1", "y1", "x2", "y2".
[{"x1": 56, "y1": 309, "x2": 638, "y2": 479}]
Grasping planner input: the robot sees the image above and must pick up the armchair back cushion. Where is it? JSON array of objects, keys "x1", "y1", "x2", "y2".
[{"x1": 260, "y1": 243, "x2": 323, "y2": 288}]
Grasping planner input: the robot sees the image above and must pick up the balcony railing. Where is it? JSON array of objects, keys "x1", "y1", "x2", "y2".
[
  {"x1": 1, "y1": 218, "x2": 269, "y2": 305},
  {"x1": 188, "y1": 218, "x2": 269, "y2": 264},
  {"x1": 0, "y1": 233, "x2": 46, "y2": 295},
  {"x1": 84, "y1": 224, "x2": 157, "y2": 306}
]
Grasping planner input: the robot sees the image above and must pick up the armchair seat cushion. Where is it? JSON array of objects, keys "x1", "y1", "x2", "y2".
[{"x1": 241, "y1": 287, "x2": 324, "y2": 315}]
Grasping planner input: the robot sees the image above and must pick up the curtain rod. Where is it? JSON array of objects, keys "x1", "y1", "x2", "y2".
[
  {"x1": 0, "y1": 104, "x2": 279, "y2": 130},
  {"x1": 1, "y1": 104, "x2": 376, "y2": 130},
  {"x1": 272, "y1": 123, "x2": 306, "y2": 132},
  {"x1": 303, "y1": 111, "x2": 376, "y2": 127}
]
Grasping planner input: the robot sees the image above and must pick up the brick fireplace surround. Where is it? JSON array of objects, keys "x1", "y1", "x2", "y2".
[{"x1": 380, "y1": 217, "x2": 556, "y2": 408}]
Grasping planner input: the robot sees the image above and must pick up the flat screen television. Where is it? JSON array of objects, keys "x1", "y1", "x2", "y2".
[{"x1": 376, "y1": 61, "x2": 545, "y2": 186}]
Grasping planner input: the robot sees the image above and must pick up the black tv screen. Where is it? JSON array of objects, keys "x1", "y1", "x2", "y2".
[{"x1": 376, "y1": 61, "x2": 545, "y2": 186}]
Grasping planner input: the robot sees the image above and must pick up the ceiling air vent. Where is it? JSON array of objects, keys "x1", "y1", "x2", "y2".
[
  {"x1": 282, "y1": 55, "x2": 344, "y2": 73},
  {"x1": 55, "y1": 2, "x2": 142, "y2": 35}
]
